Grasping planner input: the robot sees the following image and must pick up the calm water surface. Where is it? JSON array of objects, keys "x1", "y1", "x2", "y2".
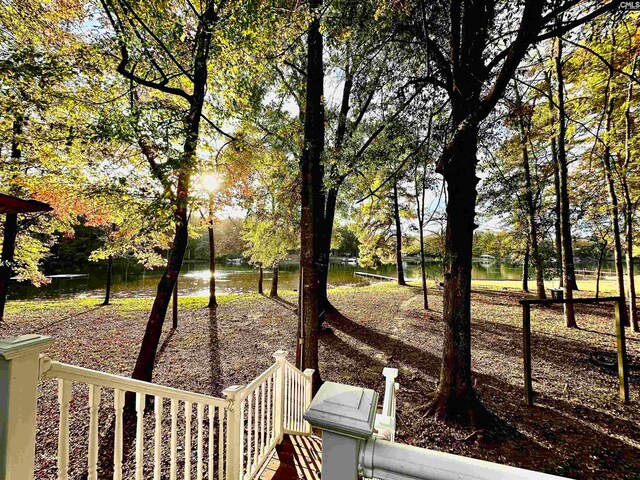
[{"x1": 9, "y1": 258, "x2": 612, "y2": 301}]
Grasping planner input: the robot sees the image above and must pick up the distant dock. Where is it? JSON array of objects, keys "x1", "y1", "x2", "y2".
[{"x1": 354, "y1": 271, "x2": 397, "y2": 282}]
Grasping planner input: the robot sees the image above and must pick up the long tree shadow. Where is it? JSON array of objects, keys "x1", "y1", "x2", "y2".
[
  {"x1": 325, "y1": 310, "x2": 441, "y2": 377},
  {"x1": 209, "y1": 308, "x2": 222, "y2": 396},
  {"x1": 324, "y1": 308, "x2": 640, "y2": 476},
  {"x1": 268, "y1": 295, "x2": 297, "y2": 312}
]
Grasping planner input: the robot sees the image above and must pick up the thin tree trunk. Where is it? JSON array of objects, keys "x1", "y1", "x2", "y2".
[
  {"x1": 103, "y1": 255, "x2": 113, "y2": 306},
  {"x1": 270, "y1": 263, "x2": 279, "y2": 297},
  {"x1": 417, "y1": 199, "x2": 429, "y2": 309},
  {"x1": 622, "y1": 58, "x2": 639, "y2": 331},
  {"x1": 129, "y1": 0, "x2": 214, "y2": 388},
  {"x1": 297, "y1": 0, "x2": 324, "y2": 392},
  {"x1": 596, "y1": 241, "x2": 606, "y2": 299},
  {"x1": 624, "y1": 212, "x2": 637, "y2": 330},
  {"x1": 555, "y1": 36, "x2": 577, "y2": 327},
  {"x1": 514, "y1": 82, "x2": 546, "y2": 299},
  {"x1": 258, "y1": 264, "x2": 264, "y2": 294},
  {"x1": 207, "y1": 204, "x2": 217, "y2": 309},
  {"x1": 602, "y1": 96, "x2": 629, "y2": 326},
  {"x1": 0, "y1": 213, "x2": 18, "y2": 322},
  {"x1": 317, "y1": 186, "x2": 339, "y2": 324},
  {"x1": 393, "y1": 178, "x2": 407, "y2": 286},
  {"x1": 522, "y1": 237, "x2": 530, "y2": 293},
  {"x1": 546, "y1": 72, "x2": 564, "y2": 288},
  {"x1": 172, "y1": 278, "x2": 178, "y2": 329}
]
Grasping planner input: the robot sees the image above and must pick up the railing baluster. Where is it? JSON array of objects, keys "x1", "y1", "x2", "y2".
[
  {"x1": 253, "y1": 390, "x2": 259, "y2": 469},
  {"x1": 197, "y1": 403, "x2": 204, "y2": 480},
  {"x1": 295, "y1": 372, "x2": 300, "y2": 431},
  {"x1": 284, "y1": 366, "x2": 289, "y2": 431},
  {"x1": 57, "y1": 379, "x2": 71, "y2": 480},
  {"x1": 113, "y1": 389, "x2": 124, "y2": 480},
  {"x1": 208, "y1": 405, "x2": 214, "y2": 480},
  {"x1": 87, "y1": 385, "x2": 101, "y2": 480},
  {"x1": 170, "y1": 399, "x2": 178, "y2": 480},
  {"x1": 261, "y1": 382, "x2": 266, "y2": 454},
  {"x1": 185, "y1": 401, "x2": 192, "y2": 480},
  {"x1": 218, "y1": 407, "x2": 225, "y2": 480},
  {"x1": 247, "y1": 394, "x2": 252, "y2": 475},
  {"x1": 135, "y1": 392, "x2": 145, "y2": 480},
  {"x1": 154, "y1": 396, "x2": 163, "y2": 480},
  {"x1": 299, "y1": 372, "x2": 303, "y2": 431},
  {"x1": 292, "y1": 370, "x2": 298, "y2": 431},
  {"x1": 267, "y1": 375, "x2": 272, "y2": 446}
]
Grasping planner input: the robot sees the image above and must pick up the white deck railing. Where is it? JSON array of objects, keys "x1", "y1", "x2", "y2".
[
  {"x1": 305, "y1": 379, "x2": 568, "y2": 480},
  {"x1": 0, "y1": 335, "x2": 312, "y2": 480}
]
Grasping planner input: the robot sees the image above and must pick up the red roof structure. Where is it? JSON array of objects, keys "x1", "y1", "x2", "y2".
[{"x1": 0, "y1": 193, "x2": 52, "y2": 215}]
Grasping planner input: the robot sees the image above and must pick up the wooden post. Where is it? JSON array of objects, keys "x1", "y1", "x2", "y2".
[
  {"x1": 614, "y1": 298, "x2": 630, "y2": 403},
  {"x1": 273, "y1": 350, "x2": 287, "y2": 443},
  {"x1": 0, "y1": 334, "x2": 53, "y2": 479},
  {"x1": 523, "y1": 303, "x2": 533, "y2": 406},
  {"x1": 222, "y1": 385, "x2": 244, "y2": 480},
  {"x1": 172, "y1": 279, "x2": 178, "y2": 329},
  {"x1": 303, "y1": 368, "x2": 315, "y2": 433},
  {"x1": 0, "y1": 213, "x2": 18, "y2": 322}
]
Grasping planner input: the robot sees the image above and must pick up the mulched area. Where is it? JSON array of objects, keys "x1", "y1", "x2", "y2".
[{"x1": 2, "y1": 284, "x2": 640, "y2": 479}]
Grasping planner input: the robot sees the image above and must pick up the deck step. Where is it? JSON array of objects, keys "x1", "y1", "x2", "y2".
[{"x1": 258, "y1": 434, "x2": 322, "y2": 479}]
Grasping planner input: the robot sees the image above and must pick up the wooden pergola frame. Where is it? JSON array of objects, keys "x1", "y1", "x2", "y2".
[
  {"x1": 519, "y1": 296, "x2": 629, "y2": 406},
  {"x1": 0, "y1": 193, "x2": 52, "y2": 321}
]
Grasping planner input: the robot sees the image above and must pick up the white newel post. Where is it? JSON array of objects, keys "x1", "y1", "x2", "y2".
[
  {"x1": 272, "y1": 350, "x2": 287, "y2": 443},
  {"x1": 0, "y1": 334, "x2": 53, "y2": 480},
  {"x1": 304, "y1": 381, "x2": 378, "y2": 480},
  {"x1": 302, "y1": 368, "x2": 314, "y2": 433},
  {"x1": 223, "y1": 385, "x2": 244, "y2": 480}
]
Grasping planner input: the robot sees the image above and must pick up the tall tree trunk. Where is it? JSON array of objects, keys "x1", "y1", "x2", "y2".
[
  {"x1": 130, "y1": 0, "x2": 214, "y2": 387},
  {"x1": 602, "y1": 97, "x2": 629, "y2": 327},
  {"x1": 546, "y1": 72, "x2": 564, "y2": 288},
  {"x1": 258, "y1": 264, "x2": 264, "y2": 294},
  {"x1": 555, "y1": 36, "x2": 577, "y2": 327},
  {"x1": 0, "y1": 213, "x2": 18, "y2": 322},
  {"x1": 417, "y1": 196, "x2": 429, "y2": 310},
  {"x1": 132, "y1": 206, "x2": 189, "y2": 385},
  {"x1": 317, "y1": 186, "x2": 339, "y2": 325},
  {"x1": 393, "y1": 178, "x2": 407, "y2": 286},
  {"x1": 429, "y1": 120, "x2": 486, "y2": 425},
  {"x1": 103, "y1": 255, "x2": 113, "y2": 306},
  {"x1": 522, "y1": 237, "x2": 530, "y2": 293},
  {"x1": 208, "y1": 197, "x2": 217, "y2": 308},
  {"x1": 596, "y1": 241, "x2": 607, "y2": 299},
  {"x1": 515, "y1": 81, "x2": 546, "y2": 299},
  {"x1": 622, "y1": 60, "x2": 639, "y2": 331},
  {"x1": 270, "y1": 263, "x2": 279, "y2": 297},
  {"x1": 172, "y1": 279, "x2": 178, "y2": 329},
  {"x1": 623, "y1": 209, "x2": 637, "y2": 330},
  {"x1": 297, "y1": 0, "x2": 324, "y2": 392}
]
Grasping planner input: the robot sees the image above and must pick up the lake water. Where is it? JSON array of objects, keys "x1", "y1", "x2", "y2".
[{"x1": 9, "y1": 258, "x2": 614, "y2": 301}]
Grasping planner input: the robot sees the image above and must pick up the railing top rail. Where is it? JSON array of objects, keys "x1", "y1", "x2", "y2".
[
  {"x1": 41, "y1": 359, "x2": 228, "y2": 408},
  {"x1": 518, "y1": 296, "x2": 620, "y2": 306},
  {"x1": 240, "y1": 362, "x2": 279, "y2": 400},
  {"x1": 282, "y1": 358, "x2": 311, "y2": 376}
]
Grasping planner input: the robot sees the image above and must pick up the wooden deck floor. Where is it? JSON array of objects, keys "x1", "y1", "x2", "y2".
[{"x1": 258, "y1": 434, "x2": 322, "y2": 479}]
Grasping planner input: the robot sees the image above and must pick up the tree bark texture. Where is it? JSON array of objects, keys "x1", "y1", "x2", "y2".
[
  {"x1": 555, "y1": 37, "x2": 577, "y2": 327},
  {"x1": 103, "y1": 255, "x2": 113, "y2": 306},
  {"x1": 270, "y1": 263, "x2": 279, "y2": 297},
  {"x1": 297, "y1": 0, "x2": 324, "y2": 392},
  {"x1": 393, "y1": 178, "x2": 407, "y2": 286}
]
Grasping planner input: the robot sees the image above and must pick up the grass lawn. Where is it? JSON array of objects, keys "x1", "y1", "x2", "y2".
[{"x1": 2, "y1": 283, "x2": 639, "y2": 479}]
